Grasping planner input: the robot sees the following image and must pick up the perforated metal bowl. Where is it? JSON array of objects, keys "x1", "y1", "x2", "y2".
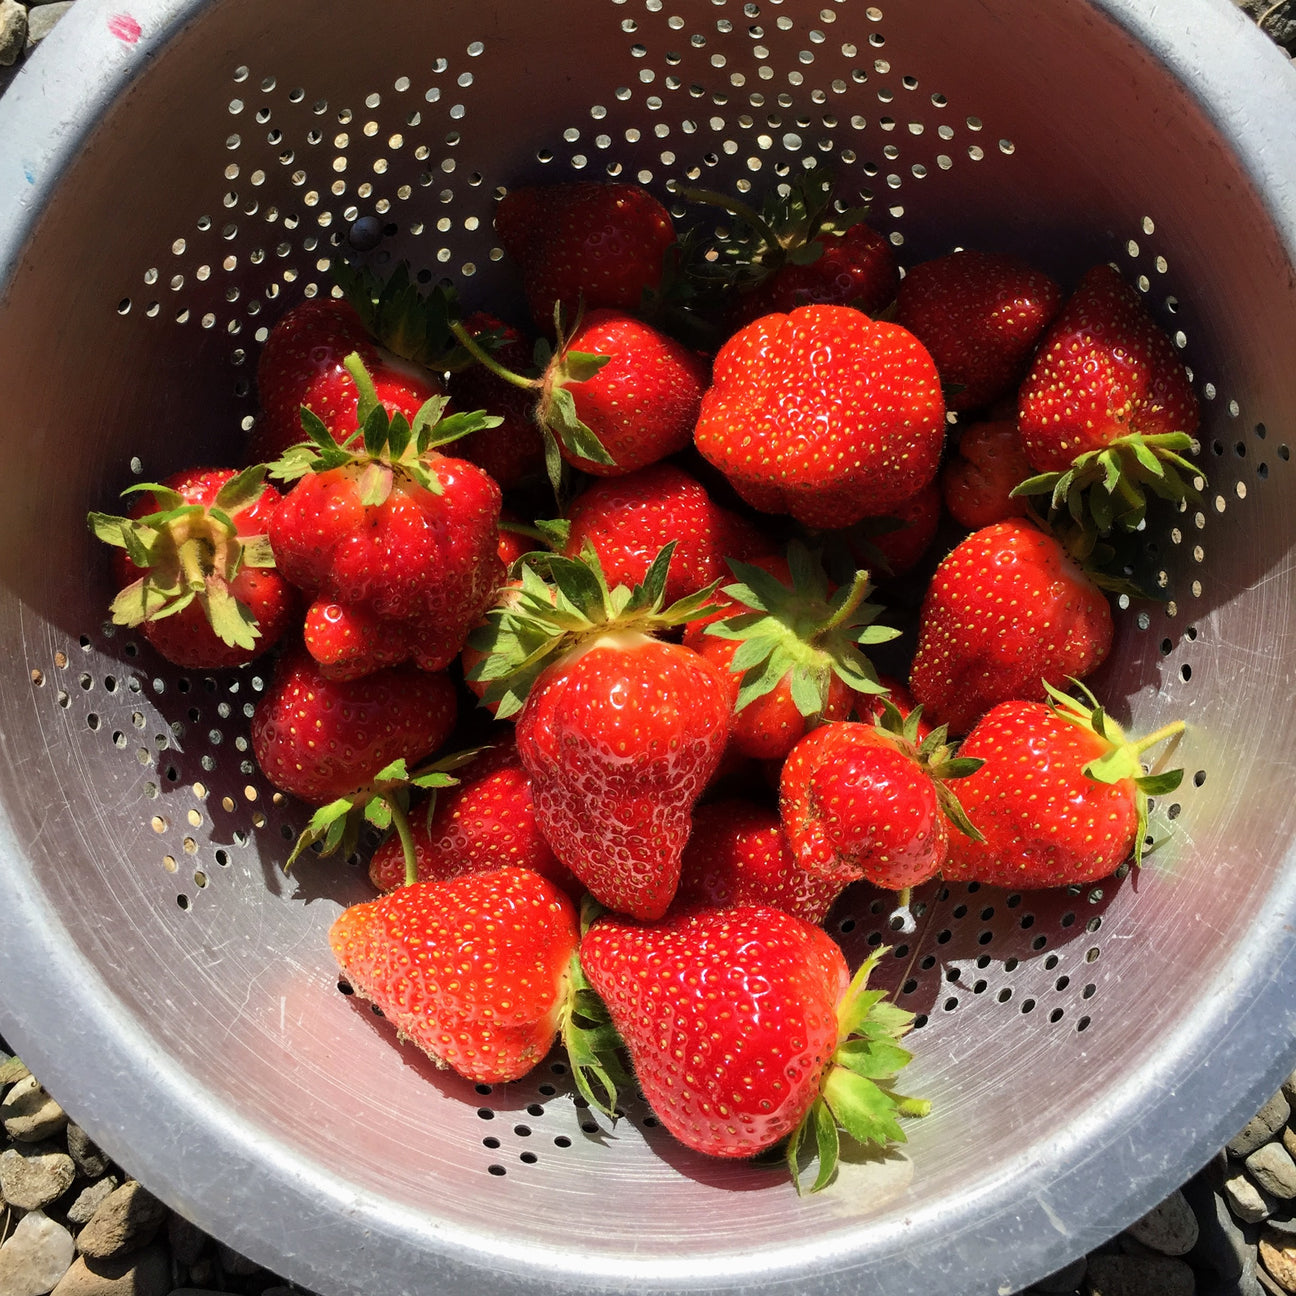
[{"x1": 1, "y1": 1, "x2": 1295, "y2": 1293}]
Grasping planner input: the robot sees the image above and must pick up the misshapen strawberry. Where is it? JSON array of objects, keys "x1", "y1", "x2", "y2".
[
  {"x1": 581, "y1": 908, "x2": 929, "y2": 1187},
  {"x1": 941, "y1": 419, "x2": 1035, "y2": 531},
  {"x1": 693, "y1": 304, "x2": 945, "y2": 528},
  {"x1": 908, "y1": 517, "x2": 1113, "y2": 735},
  {"x1": 268, "y1": 358, "x2": 504, "y2": 680},
  {"x1": 330, "y1": 867, "x2": 579, "y2": 1084},
  {"x1": 89, "y1": 465, "x2": 297, "y2": 670},
  {"x1": 944, "y1": 684, "x2": 1185, "y2": 888},
  {"x1": 468, "y1": 545, "x2": 730, "y2": 921}
]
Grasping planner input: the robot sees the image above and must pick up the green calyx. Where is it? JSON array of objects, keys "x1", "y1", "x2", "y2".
[
  {"x1": 1044, "y1": 679, "x2": 1186, "y2": 866},
  {"x1": 268, "y1": 353, "x2": 501, "y2": 504},
  {"x1": 704, "y1": 541, "x2": 899, "y2": 721},
  {"x1": 870, "y1": 699, "x2": 985, "y2": 844},
  {"x1": 466, "y1": 541, "x2": 720, "y2": 720},
  {"x1": 785, "y1": 947, "x2": 931, "y2": 1194},
  {"x1": 285, "y1": 746, "x2": 484, "y2": 885},
  {"x1": 559, "y1": 934, "x2": 632, "y2": 1121},
  {"x1": 88, "y1": 464, "x2": 277, "y2": 651},
  {"x1": 1013, "y1": 429, "x2": 1204, "y2": 540}
]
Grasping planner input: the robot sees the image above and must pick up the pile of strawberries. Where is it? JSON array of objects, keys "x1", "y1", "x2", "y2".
[{"x1": 89, "y1": 169, "x2": 1196, "y2": 1191}]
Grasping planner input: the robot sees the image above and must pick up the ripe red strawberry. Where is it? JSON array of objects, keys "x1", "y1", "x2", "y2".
[
  {"x1": 251, "y1": 644, "x2": 458, "y2": 805},
  {"x1": 1015, "y1": 263, "x2": 1201, "y2": 534},
  {"x1": 940, "y1": 418, "x2": 1035, "y2": 531},
  {"x1": 89, "y1": 466, "x2": 297, "y2": 670},
  {"x1": 674, "y1": 799, "x2": 846, "y2": 924},
  {"x1": 895, "y1": 249, "x2": 1063, "y2": 412},
  {"x1": 943, "y1": 685, "x2": 1184, "y2": 888},
  {"x1": 268, "y1": 360, "x2": 504, "y2": 680},
  {"x1": 330, "y1": 867, "x2": 579, "y2": 1084},
  {"x1": 908, "y1": 518, "x2": 1113, "y2": 735},
  {"x1": 693, "y1": 304, "x2": 946, "y2": 528},
  {"x1": 828, "y1": 477, "x2": 943, "y2": 580},
  {"x1": 561, "y1": 463, "x2": 770, "y2": 607},
  {"x1": 367, "y1": 738, "x2": 577, "y2": 896},
  {"x1": 495, "y1": 181, "x2": 676, "y2": 330},
  {"x1": 580, "y1": 907, "x2": 928, "y2": 1184},
  {"x1": 468, "y1": 545, "x2": 730, "y2": 920},
  {"x1": 682, "y1": 544, "x2": 897, "y2": 763},
  {"x1": 251, "y1": 296, "x2": 442, "y2": 462},
  {"x1": 779, "y1": 714, "x2": 981, "y2": 892}
]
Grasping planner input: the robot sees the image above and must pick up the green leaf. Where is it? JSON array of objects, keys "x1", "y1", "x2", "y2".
[
  {"x1": 543, "y1": 388, "x2": 616, "y2": 466},
  {"x1": 1136, "y1": 768, "x2": 1184, "y2": 796}
]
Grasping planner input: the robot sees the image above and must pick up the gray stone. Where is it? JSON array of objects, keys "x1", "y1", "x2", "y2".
[
  {"x1": 1, "y1": 1074, "x2": 69, "y2": 1143},
  {"x1": 65, "y1": 1176, "x2": 121, "y2": 1227},
  {"x1": 165, "y1": 1212, "x2": 208, "y2": 1268},
  {"x1": 1227, "y1": 1167, "x2": 1277, "y2": 1223},
  {"x1": 25, "y1": 2, "x2": 75, "y2": 51},
  {"x1": 214, "y1": 1241, "x2": 261, "y2": 1276},
  {"x1": 0, "y1": 1144, "x2": 77, "y2": 1211},
  {"x1": 1269, "y1": 1211, "x2": 1296, "y2": 1239},
  {"x1": 1250, "y1": 1143, "x2": 1296, "y2": 1201},
  {"x1": 1084, "y1": 1251, "x2": 1195, "y2": 1295},
  {"x1": 48, "y1": 1244, "x2": 171, "y2": 1296},
  {"x1": 0, "y1": 0, "x2": 26, "y2": 68},
  {"x1": 1127, "y1": 1188, "x2": 1199, "y2": 1256},
  {"x1": 1185, "y1": 1169, "x2": 1252, "y2": 1282},
  {"x1": 65, "y1": 1126, "x2": 111, "y2": 1181},
  {"x1": 1031, "y1": 1255, "x2": 1088, "y2": 1291},
  {"x1": 1232, "y1": 1092, "x2": 1294, "y2": 1158},
  {"x1": 0, "y1": 1209, "x2": 76, "y2": 1296},
  {"x1": 76, "y1": 1181, "x2": 168, "y2": 1260}
]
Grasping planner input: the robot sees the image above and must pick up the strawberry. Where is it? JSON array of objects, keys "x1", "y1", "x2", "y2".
[
  {"x1": 680, "y1": 169, "x2": 900, "y2": 328},
  {"x1": 89, "y1": 465, "x2": 297, "y2": 670},
  {"x1": 940, "y1": 418, "x2": 1035, "y2": 531},
  {"x1": 674, "y1": 799, "x2": 846, "y2": 924},
  {"x1": 693, "y1": 304, "x2": 946, "y2": 528},
  {"x1": 1015, "y1": 263, "x2": 1202, "y2": 535},
  {"x1": 894, "y1": 249, "x2": 1063, "y2": 412},
  {"x1": 268, "y1": 358, "x2": 504, "y2": 680},
  {"x1": 330, "y1": 867, "x2": 580, "y2": 1084},
  {"x1": 467, "y1": 545, "x2": 730, "y2": 920},
  {"x1": 494, "y1": 181, "x2": 676, "y2": 330},
  {"x1": 250, "y1": 296, "x2": 442, "y2": 463},
  {"x1": 560, "y1": 463, "x2": 770, "y2": 608},
  {"x1": 779, "y1": 711, "x2": 981, "y2": 893},
  {"x1": 580, "y1": 908, "x2": 929, "y2": 1186},
  {"x1": 943, "y1": 684, "x2": 1185, "y2": 888},
  {"x1": 828, "y1": 477, "x2": 944, "y2": 580},
  {"x1": 908, "y1": 518, "x2": 1113, "y2": 735},
  {"x1": 682, "y1": 543, "x2": 898, "y2": 763},
  {"x1": 250, "y1": 644, "x2": 458, "y2": 805},
  {"x1": 367, "y1": 738, "x2": 577, "y2": 897}
]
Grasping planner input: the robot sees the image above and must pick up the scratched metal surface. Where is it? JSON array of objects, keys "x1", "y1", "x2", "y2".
[{"x1": 0, "y1": 1, "x2": 1294, "y2": 1294}]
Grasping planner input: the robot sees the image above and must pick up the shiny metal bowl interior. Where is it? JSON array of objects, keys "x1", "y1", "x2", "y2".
[{"x1": 1, "y1": 1, "x2": 1295, "y2": 1293}]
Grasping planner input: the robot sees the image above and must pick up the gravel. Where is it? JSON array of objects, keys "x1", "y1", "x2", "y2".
[{"x1": 1, "y1": 2, "x2": 1295, "y2": 1294}]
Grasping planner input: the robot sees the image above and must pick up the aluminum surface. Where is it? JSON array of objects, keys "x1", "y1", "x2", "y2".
[{"x1": 0, "y1": 1, "x2": 1294, "y2": 1294}]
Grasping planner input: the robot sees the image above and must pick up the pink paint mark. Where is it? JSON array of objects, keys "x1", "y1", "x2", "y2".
[{"x1": 107, "y1": 12, "x2": 142, "y2": 44}]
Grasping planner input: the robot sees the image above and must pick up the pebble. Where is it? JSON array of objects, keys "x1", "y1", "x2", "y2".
[
  {"x1": 66, "y1": 1175, "x2": 121, "y2": 1226},
  {"x1": 0, "y1": 1209, "x2": 76, "y2": 1296},
  {"x1": 75, "y1": 1180, "x2": 169, "y2": 1260},
  {"x1": 24, "y1": 0, "x2": 72, "y2": 50},
  {"x1": 1252, "y1": 1144, "x2": 1296, "y2": 1201},
  {"x1": 0, "y1": 0, "x2": 26, "y2": 68},
  {"x1": 65, "y1": 1125, "x2": 111, "y2": 1180},
  {"x1": 1128, "y1": 1188, "x2": 1200, "y2": 1256},
  {"x1": 1261, "y1": 1229, "x2": 1296, "y2": 1293},
  {"x1": 1232, "y1": 1093, "x2": 1294, "y2": 1158},
  {"x1": 2, "y1": 1072, "x2": 70, "y2": 1142},
  {"x1": 49, "y1": 1244, "x2": 171, "y2": 1296},
  {"x1": 1185, "y1": 1168, "x2": 1251, "y2": 1281},
  {"x1": 1226, "y1": 1167, "x2": 1277, "y2": 1223},
  {"x1": 1084, "y1": 1251, "x2": 1196, "y2": 1295},
  {"x1": 0, "y1": 1143, "x2": 76, "y2": 1211}
]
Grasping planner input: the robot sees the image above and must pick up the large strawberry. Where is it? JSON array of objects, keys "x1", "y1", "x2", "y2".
[
  {"x1": 894, "y1": 249, "x2": 1063, "y2": 412},
  {"x1": 250, "y1": 644, "x2": 458, "y2": 806},
  {"x1": 1015, "y1": 263, "x2": 1202, "y2": 535},
  {"x1": 467, "y1": 544, "x2": 730, "y2": 921},
  {"x1": 779, "y1": 709, "x2": 981, "y2": 894},
  {"x1": 89, "y1": 465, "x2": 297, "y2": 670},
  {"x1": 330, "y1": 867, "x2": 580, "y2": 1084},
  {"x1": 682, "y1": 543, "x2": 898, "y2": 763},
  {"x1": 908, "y1": 517, "x2": 1113, "y2": 735},
  {"x1": 693, "y1": 304, "x2": 946, "y2": 528},
  {"x1": 581, "y1": 908, "x2": 929, "y2": 1187},
  {"x1": 559, "y1": 462, "x2": 770, "y2": 608},
  {"x1": 674, "y1": 799, "x2": 846, "y2": 925},
  {"x1": 494, "y1": 181, "x2": 677, "y2": 330},
  {"x1": 943, "y1": 684, "x2": 1185, "y2": 888},
  {"x1": 268, "y1": 357, "x2": 504, "y2": 680},
  {"x1": 251, "y1": 296, "x2": 443, "y2": 463}
]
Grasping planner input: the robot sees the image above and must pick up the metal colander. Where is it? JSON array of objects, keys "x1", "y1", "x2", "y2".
[{"x1": 1, "y1": 1, "x2": 1295, "y2": 1293}]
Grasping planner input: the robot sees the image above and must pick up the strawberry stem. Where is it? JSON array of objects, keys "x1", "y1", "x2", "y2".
[
  {"x1": 448, "y1": 319, "x2": 539, "y2": 393},
  {"x1": 1132, "y1": 719, "x2": 1186, "y2": 757},
  {"x1": 388, "y1": 798, "x2": 420, "y2": 889},
  {"x1": 818, "y1": 568, "x2": 871, "y2": 635}
]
